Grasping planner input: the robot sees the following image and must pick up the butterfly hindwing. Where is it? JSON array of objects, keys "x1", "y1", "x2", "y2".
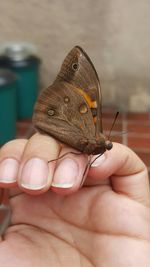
[{"x1": 33, "y1": 79, "x2": 96, "y2": 152}]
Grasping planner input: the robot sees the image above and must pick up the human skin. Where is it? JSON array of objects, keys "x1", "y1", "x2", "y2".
[{"x1": 0, "y1": 133, "x2": 149, "y2": 266}]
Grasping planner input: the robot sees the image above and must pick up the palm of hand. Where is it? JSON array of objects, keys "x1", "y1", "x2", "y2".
[{"x1": 0, "y1": 184, "x2": 147, "y2": 267}]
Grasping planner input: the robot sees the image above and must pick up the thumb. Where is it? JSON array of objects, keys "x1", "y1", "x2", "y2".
[{"x1": 87, "y1": 143, "x2": 150, "y2": 206}]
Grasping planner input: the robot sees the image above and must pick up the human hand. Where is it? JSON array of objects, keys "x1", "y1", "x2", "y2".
[{"x1": 0, "y1": 133, "x2": 149, "y2": 267}]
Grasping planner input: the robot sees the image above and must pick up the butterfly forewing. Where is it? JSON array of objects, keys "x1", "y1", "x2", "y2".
[{"x1": 55, "y1": 46, "x2": 103, "y2": 135}]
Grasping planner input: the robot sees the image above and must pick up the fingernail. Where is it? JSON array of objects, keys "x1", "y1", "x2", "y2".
[
  {"x1": 52, "y1": 158, "x2": 79, "y2": 188},
  {"x1": 91, "y1": 154, "x2": 106, "y2": 167},
  {"x1": 20, "y1": 158, "x2": 49, "y2": 190},
  {"x1": 0, "y1": 158, "x2": 19, "y2": 183}
]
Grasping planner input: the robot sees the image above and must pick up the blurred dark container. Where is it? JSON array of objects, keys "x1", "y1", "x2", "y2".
[
  {"x1": 0, "y1": 43, "x2": 41, "y2": 119},
  {"x1": 0, "y1": 69, "x2": 17, "y2": 145}
]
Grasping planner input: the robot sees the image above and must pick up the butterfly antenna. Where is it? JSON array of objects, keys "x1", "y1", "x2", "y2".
[{"x1": 108, "y1": 111, "x2": 119, "y2": 140}]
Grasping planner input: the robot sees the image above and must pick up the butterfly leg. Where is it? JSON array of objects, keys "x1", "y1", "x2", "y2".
[
  {"x1": 79, "y1": 155, "x2": 93, "y2": 187},
  {"x1": 80, "y1": 153, "x2": 103, "y2": 187},
  {"x1": 48, "y1": 151, "x2": 82, "y2": 163}
]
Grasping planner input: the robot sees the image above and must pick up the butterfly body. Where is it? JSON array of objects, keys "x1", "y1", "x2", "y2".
[{"x1": 32, "y1": 46, "x2": 112, "y2": 155}]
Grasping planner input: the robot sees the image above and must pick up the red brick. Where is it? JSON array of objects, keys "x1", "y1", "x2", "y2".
[
  {"x1": 127, "y1": 112, "x2": 150, "y2": 121},
  {"x1": 110, "y1": 135, "x2": 123, "y2": 144},
  {"x1": 16, "y1": 120, "x2": 33, "y2": 137},
  {"x1": 127, "y1": 123, "x2": 150, "y2": 134},
  {"x1": 128, "y1": 137, "x2": 150, "y2": 149},
  {"x1": 18, "y1": 118, "x2": 32, "y2": 124},
  {"x1": 16, "y1": 125, "x2": 29, "y2": 137},
  {"x1": 102, "y1": 111, "x2": 123, "y2": 121},
  {"x1": 103, "y1": 120, "x2": 123, "y2": 132},
  {"x1": 134, "y1": 150, "x2": 150, "y2": 167}
]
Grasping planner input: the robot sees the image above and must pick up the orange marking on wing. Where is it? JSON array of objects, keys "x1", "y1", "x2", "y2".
[
  {"x1": 92, "y1": 101, "x2": 97, "y2": 108},
  {"x1": 77, "y1": 88, "x2": 97, "y2": 108},
  {"x1": 80, "y1": 124, "x2": 83, "y2": 129},
  {"x1": 93, "y1": 116, "x2": 97, "y2": 124}
]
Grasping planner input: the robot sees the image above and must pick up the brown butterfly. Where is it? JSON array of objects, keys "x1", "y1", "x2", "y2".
[{"x1": 32, "y1": 46, "x2": 113, "y2": 159}]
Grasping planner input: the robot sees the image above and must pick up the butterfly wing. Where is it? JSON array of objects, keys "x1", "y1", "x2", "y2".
[
  {"x1": 55, "y1": 46, "x2": 103, "y2": 135},
  {"x1": 32, "y1": 46, "x2": 105, "y2": 154},
  {"x1": 32, "y1": 80, "x2": 96, "y2": 152}
]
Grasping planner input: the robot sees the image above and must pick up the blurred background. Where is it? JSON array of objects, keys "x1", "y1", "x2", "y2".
[
  {"x1": 0, "y1": 0, "x2": 150, "y2": 111},
  {"x1": 0, "y1": 0, "x2": 149, "y2": 173}
]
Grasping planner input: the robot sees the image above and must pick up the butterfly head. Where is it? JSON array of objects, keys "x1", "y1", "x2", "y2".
[
  {"x1": 83, "y1": 136, "x2": 113, "y2": 155},
  {"x1": 105, "y1": 140, "x2": 113, "y2": 151},
  {"x1": 95, "y1": 139, "x2": 113, "y2": 155}
]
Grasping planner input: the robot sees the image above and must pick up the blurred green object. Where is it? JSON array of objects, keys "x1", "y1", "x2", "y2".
[
  {"x1": 0, "y1": 43, "x2": 41, "y2": 119},
  {"x1": 8, "y1": 57, "x2": 40, "y2": 119},
  {"x1": 0, "y1": 69, "x2": 17, "y2": 145}
]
